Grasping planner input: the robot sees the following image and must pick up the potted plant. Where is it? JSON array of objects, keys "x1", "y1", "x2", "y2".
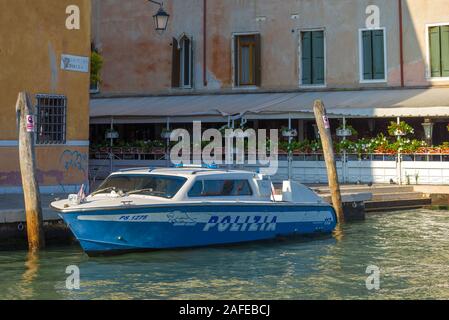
[
  {"x1": 105, "y1": 128, "x2": 119, "y2": 140},
  {"x1": 161, "y1": 128, "x2": 172, "y2": 139},
  {"x1": 388, "y1": 121, "x2": 414, "y2": 137},
  {"x1": 336, "y1": 125, "x2": 357, "y2": 138},
  {"x1": 281, "y1": 126, "x2": 298, "y2": 138}
]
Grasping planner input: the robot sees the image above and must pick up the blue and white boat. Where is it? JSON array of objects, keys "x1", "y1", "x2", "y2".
[{"x1": 51, "y1": 166, "x2": 337, "y2": 256}]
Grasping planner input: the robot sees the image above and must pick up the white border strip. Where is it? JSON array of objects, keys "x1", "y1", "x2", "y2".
[
  {"x1": 0, "y1": 140, "x2": 90, "y2": 147},
  {"x1": 0, "y1": 184, "x2": 88, "y2": 195}
]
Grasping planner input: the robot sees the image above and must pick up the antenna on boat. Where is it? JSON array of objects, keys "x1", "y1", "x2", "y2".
[{"x1": 268, "y1": 175, "x2": 277, "y2": 203}]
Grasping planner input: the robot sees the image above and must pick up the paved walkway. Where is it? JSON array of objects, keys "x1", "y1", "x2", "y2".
[{"x1": 0, "y1": 193, "x2": 67, "y2": 223}]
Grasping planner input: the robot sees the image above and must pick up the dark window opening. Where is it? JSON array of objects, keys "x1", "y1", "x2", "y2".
[
  {"x1": 234, "y1": 34, "x2": 261, "y2": 87},
  {"x1": 172, "y1": 35, "x2": 193, "y2": 88},
  {"x1": 36, "y1": 94, "x2": 67, "y2": 145},
  {"x1": 96, "y1": 175, "x2": 187, "y2": 199},
  {"x1": 188, "y1": 179, "x2": 253, "y2": 197}
]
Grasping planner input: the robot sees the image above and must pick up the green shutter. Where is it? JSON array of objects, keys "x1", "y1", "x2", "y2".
[
  {"x1": 429, "y1": 26, "x2": 442, "y2": 77},
  {"x1": 301, "y1": 32, "x2": 312, "y2": 85},
  {"x1": 372, "y1": 30, "x2": 385, "y2": 80},
  {"x1": 362, "y1": 31, "x2": 373, "y2": 80},
  {"x1": 312, "y1": 31, "x2": 325, "y2": 84},
  {"x1": 440, "y1": 26, "x2": 449, "y2": 77}
]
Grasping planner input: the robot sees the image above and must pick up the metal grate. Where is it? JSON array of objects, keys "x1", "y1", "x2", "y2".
[{"x1": 36, "y1": 94, "x2": 67, "y2": 145}]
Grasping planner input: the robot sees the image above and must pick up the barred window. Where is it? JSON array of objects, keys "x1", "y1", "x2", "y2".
[{"x1": 36, "y1": 94, "x2": 67, "y2": 145}]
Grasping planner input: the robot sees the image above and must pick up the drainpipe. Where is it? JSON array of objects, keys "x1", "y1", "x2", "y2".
[
  {"x1": 110, "y1": 117, "x2": 114, "y2": 173},
  {"x1": 203, "y1": 0, "x2": 208, "y2": 87},
  {"x1": 288, "y1": 116, "x2": 292, "y2": 180},
  {"x1": 398, "y1": 0, "x2": 405, "y2": 87}
]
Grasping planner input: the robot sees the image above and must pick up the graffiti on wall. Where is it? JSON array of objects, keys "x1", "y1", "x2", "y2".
[
  {"x1": 59, "y1": 150, "x2": 88, "y2": 175},
  {"x1": 0, "y1": 149, "x2": 88, "y2": 187}
]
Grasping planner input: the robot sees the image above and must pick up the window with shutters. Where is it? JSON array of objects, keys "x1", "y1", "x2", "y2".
[
  {"x1": 172, "y1": 35, "x2": 193, "y2": 88},
  {"x1": 359, "y1": 28, "x2": 387, "y2": 82},
  {"x1": 428, "y1": 25, "x2": 449, "y2": 79},
  {"x1": 233, "y1": 34, "x2": 261, "y2": 87},
  {"x1": 300, "y1": 30, "x2": 325, "y2": 86}
]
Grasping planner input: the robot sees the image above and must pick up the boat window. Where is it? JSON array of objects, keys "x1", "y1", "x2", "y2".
[
  {"x1": 188, "y1": 180, "x2": 253, "y2": 197},
  {"x1": 94, "y1": 175, "x2": 187, "y2": 199}
]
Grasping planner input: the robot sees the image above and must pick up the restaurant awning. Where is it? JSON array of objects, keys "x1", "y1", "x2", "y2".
[{"x1": 90, "y1": 88, "x2": 449, "y2": 124}]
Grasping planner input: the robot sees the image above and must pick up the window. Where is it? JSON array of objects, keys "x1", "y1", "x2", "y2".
[
  {"x1": 428, "y1": 25, "x2": 449, "y2": 78},
  {"x1": 172, "y1": 35, "x2": 193, "y2": 88},
  {"x1": 360, "y1": 29, "x2": 386, "y2": 81},
  {"x1": 95, "y1": 175, "x2": 187, "y2": 199},
  {"x1": 188, "y1": 180, "x2": 253, "y2": 197},
  {"x1": 301, "y1": 30, "x2": 325, "y2": 85},
  {"x1": 234, "y1": 34, "x2": 261, "y2": 87},
  {"x1": 36, "y1": 95, "x2": 67, "y2": 145}
]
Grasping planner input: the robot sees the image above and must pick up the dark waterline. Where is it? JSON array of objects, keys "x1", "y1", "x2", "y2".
[{"x1": 1, "y1": 209, "x2": 449, "y2": 300}]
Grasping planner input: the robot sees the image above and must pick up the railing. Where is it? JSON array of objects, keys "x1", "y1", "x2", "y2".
[{"x1": 89, "y1": 150, "x2": 449, "y2": 185}]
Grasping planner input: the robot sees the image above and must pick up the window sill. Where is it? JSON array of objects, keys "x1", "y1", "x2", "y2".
[
  {"x1": 299, "y1": 84, "x2": 327, "y2": 89},
  {"x1": 35, "y1": 144, "x2": 67, "y2": 147},
  {"x1": 359, "y1": 79, "x2": 387, "y2": 84},
  {"x1": 172, "y1": 86, "x2": 194, "y2": 90},
  {"x1": 232, "y1": 85, "x2": 259, "y2": 90},
  {"x1": 427, "y1": 77, "x2": 449, "y2": 82}
]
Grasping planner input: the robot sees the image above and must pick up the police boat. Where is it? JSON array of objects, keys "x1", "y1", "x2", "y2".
[{"x1": 51, "y1": 165, "x2": 337, "y2": 256}]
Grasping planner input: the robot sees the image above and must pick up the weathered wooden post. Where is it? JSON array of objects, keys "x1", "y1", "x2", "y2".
[
  {"x1": 313, "y1": 100, "x2": 345, "y2": 223},
  {"x1": 16, "y1": 92, "x2": 45, "y2": 251}
]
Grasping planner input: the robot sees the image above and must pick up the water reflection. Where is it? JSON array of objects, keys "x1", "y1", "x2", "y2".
[
  {"x1": 17, "y1": 251, "x2": 40, "y2": 299},
  {"x1": 1, "y1": 209, "x2": 449, "y2": 300}
]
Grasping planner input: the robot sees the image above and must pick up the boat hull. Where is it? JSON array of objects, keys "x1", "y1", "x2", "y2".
[{"x1": 58, "y1": 203, "x2": 337, "y2": 255}]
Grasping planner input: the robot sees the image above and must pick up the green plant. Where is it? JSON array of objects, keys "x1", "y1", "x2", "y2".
[
  {"x1": 91, "y1": 51, "x2": 104, "y2": 85},
  {"x1": 279, "y1": 140, "x2": 302, "y2": 153},
  {"x1": 335, "y1": 139, "x2": 356, "y2": 153},
  {"x1": 369, "y1": 134, "x2": 390, "y2": 153},
  {"x1": 309, "y1": 139, "x2": 322, "y2": 152},
  {"x1": 388, "y1": 121, "x2": 414, "y2": 137},
  {"x1": 389, "y1": 139, "x2": 426, "y2": 153}
]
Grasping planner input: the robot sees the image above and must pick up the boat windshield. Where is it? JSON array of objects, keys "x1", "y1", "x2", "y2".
[{"x1": 94, "y1": 175, "x2": 187, "y2": 199}]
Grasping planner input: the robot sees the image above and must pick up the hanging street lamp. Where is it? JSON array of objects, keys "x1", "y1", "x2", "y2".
[
  {"x1": 148, "y1": 1, "x2": 170, "y2": 33},
  {"x1": 421, "y1": 118, "x2": 434, "y2": 146}
]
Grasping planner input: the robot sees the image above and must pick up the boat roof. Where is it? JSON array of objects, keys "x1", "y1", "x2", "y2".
[{"x1": 110, "y1": 167, "x2": 257, "y2": 178}]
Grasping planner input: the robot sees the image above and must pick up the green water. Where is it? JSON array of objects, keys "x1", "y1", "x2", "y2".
[{"x1": 1, "y1": 209, "x2": 449, "y2": 300}]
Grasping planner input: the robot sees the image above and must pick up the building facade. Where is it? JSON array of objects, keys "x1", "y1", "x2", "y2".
[
  {"x1": 92, "y1": 0, "x2": 449, "y2": 93},
  {"x1": 0, "y1": 0, "x2": 91, "y2": 193},
  {"x1": 89, "y1": 0, "x2": 449, "y2": 157}
]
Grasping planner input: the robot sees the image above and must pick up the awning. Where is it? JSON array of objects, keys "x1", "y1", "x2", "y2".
[{"x1": 90, "y1": 88, "x2": 449, "y2": 123}]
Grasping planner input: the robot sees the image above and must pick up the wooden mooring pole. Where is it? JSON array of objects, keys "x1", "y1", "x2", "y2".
[
  {"x1": 15, "y1": 92, "x2": 45, "y2": 251},
  {"x1": 313, "y1": 100, "x2": 345, "y2": 223}
]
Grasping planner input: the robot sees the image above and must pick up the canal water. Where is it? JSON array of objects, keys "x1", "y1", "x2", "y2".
[{"x1": 0, "y1": 209, "x2": 448, "y2": 300}]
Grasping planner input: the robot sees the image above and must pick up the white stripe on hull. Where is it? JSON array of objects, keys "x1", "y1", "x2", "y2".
[{"x1": 77, "y1": 210, "x2": 333, "y2": 224}]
